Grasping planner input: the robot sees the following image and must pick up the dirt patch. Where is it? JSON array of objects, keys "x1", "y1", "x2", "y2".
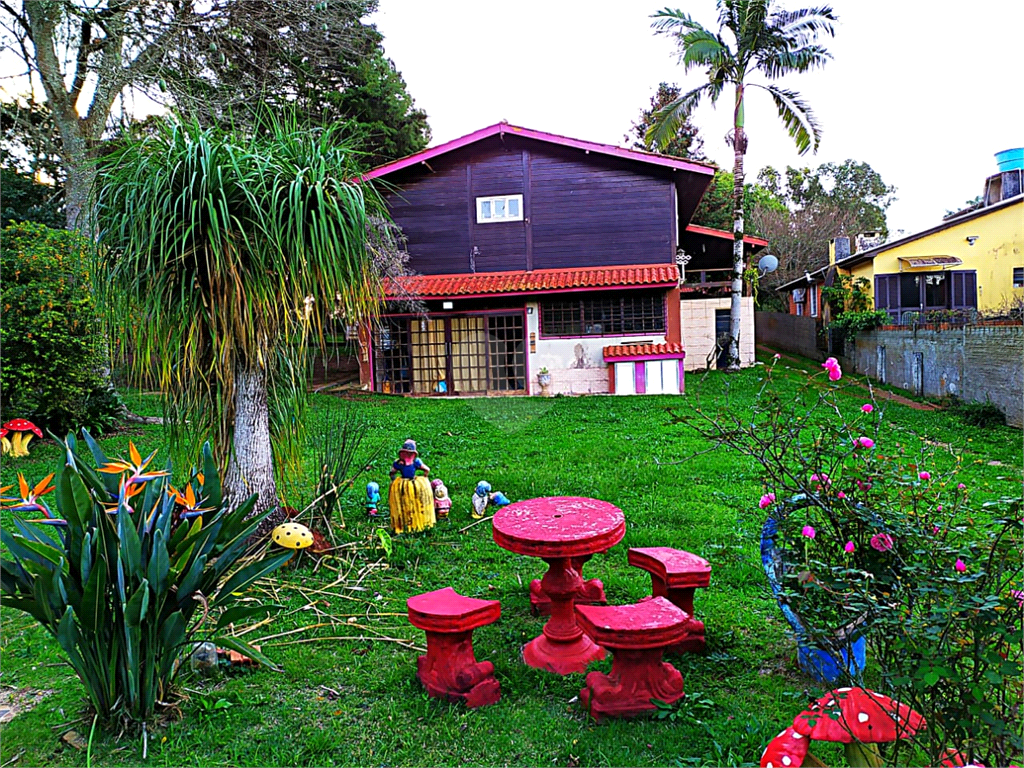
[{"x1": 0, "y1": 687, "x2": 53, "y2": 724}]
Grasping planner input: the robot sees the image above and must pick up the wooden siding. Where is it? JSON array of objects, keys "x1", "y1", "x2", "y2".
[{"x1": 382, "y1": 137, "x2": 676, "y2": 275}]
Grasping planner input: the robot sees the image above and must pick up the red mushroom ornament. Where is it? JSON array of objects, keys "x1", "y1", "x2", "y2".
[
  {"x1": 0, "y1": 428, "x2": 9, "y2": 456},
  {"x1": 761, "y1": 726, "x2": 810, "y2": 768},
  {"x1": 3, "y1": 419, "x2": 43, "y2": 457},
  {"x1": 792, "y1": 687, "x2": 925, "y2": 768}
]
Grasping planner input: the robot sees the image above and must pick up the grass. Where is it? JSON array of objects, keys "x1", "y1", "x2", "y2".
[{"x1": 1, "y1": 355, "x2": 1020, "y2": 767}]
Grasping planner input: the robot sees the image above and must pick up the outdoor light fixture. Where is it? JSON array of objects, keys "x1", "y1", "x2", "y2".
[
  {"x1": 966, "y1": 236, "x2": 979, "y2": 245},
  {"x1": 442, "y1": 301, "x2": 454, "y2": 309}
]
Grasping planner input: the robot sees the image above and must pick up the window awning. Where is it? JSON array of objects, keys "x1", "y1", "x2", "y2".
[{"x1": 898, "y1": 256, "x2": 963, "y2": 269}]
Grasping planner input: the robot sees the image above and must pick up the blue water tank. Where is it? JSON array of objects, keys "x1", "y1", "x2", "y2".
[{"x1": 995, "y1": 148, "x2": 1024, "y2": 172}]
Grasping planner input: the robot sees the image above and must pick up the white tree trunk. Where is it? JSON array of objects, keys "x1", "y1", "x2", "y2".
[
  {"x1": 224, "y1": 366, "x2": 280, "y2": 525},
  {"x1": 728, "y1": 86, "x2": 747, "y2": 373}
]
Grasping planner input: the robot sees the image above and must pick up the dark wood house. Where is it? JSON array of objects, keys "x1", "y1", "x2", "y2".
[{"x1": 358, "y1": 122, "x2": 764, "y2": 396}]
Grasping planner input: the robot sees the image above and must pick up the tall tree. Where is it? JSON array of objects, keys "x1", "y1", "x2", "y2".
[
  {"x1": 691, "y1": 170, "x2": 785, "y2": 235},
  {"x1": 648, "y1": 0, "x2": 836, "y2": 370},
  {"x1": 759, "y1": 159, "x2": 896, "y2": 236},
  {"x1": 95, "y1": 115, "x2": 386, "y2": 521},
  {"x1": 629, "y1": 82, "x2": 705, "y2": 159},
  {"x1": 0, "y1": 0, "x2": 406, "y2": 232}
]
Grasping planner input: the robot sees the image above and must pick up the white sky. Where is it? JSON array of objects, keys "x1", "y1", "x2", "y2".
[{"x1": 369, "y1": 0, "x2": 1024, "y2": 237}]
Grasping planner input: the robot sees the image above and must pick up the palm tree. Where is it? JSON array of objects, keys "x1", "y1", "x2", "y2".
[
  {"x1": 96, "y1": 115, "x2": 383, "y2": 521},
  {"x1": 648, "y1": 1, "x2": 836, "y2": 371}
]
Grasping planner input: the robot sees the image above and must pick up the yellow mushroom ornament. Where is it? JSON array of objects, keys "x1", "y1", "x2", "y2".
[{"x1": 271, "y1": 522, "x2": 314, "y2": 562}]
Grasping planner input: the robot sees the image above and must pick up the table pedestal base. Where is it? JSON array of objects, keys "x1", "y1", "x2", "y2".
[
  {"x1": 523, "y1": 556, "x2": 605, "y2": 675},
  {"x1": 580, "y1": 649, "x2": 683, "y2": 721},
  {"x1": 530, "y1": 555, "x2": 607, "y2": 616}
]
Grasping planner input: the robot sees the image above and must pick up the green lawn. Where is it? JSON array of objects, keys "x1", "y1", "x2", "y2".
[{"x1": 1, "y1": 356, "x2": 1020, "y2": 767}]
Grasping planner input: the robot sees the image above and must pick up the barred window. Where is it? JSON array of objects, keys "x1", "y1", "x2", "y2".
[{"x1": 540, "y1": 294, "x2": 665, "y2": 337}]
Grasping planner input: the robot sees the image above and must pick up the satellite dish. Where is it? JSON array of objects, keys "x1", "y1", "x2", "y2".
[{"x1": 758, "y1": 253, "x2": 779, "y2": 274}]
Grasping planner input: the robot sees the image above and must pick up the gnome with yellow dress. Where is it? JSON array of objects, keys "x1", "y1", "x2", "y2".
[{"x1": 388, "y1": 439, "x2": 436, "y2": 533}]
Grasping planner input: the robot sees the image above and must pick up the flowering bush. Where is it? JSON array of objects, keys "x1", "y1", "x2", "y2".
[{"x1": 683, "y1": 358, "x2": 1023, "y2": 766}]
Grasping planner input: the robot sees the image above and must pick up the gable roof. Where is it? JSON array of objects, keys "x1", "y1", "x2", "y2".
[
  {"x1": 362, "y1": 122, "x2": 717, "y2": 181},
  {"x1": 776, "y1": 193, "x2": 1024, "y2": 292}
]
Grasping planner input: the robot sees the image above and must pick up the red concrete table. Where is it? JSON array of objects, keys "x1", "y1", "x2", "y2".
[{"x1": 493, "y1": 496, "x2": 625, "y2": 675}]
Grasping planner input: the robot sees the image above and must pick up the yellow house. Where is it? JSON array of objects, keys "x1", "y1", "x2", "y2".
[{"x1": 779, "y1": 192, "x2": 1023, "y2": 322}]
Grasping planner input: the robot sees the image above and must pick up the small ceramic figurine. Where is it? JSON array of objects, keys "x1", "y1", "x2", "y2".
[
  {"x1": 431, "y1": 479, "x2": 452, "y2": 519},
  {"x1": 366, "y1": 482, "x2": 381, "y2": 518},
  {"x1": 470, "y1": 481, "x2": 512, "y2": 519},
  {"x1": 388, "y1": 440, "x2": 435, "y2": 533}
]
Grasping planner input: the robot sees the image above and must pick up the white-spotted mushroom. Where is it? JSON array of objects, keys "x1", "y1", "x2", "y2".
[{"x1": 760, "y1": 726, "x2": 809, "y2": 768}]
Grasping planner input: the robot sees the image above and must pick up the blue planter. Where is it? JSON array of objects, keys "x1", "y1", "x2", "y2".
[{"x1": 761, "y1": 516, "x2": 867, "y2": 684}]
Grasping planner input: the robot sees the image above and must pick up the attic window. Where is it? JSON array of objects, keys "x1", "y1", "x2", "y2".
[{"x1": 477, "y1": 194, "x2": 523, "y2": 224}]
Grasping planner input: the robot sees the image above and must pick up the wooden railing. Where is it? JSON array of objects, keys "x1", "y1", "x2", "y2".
[{"x1": 681, "y1": 267, "x2": 732, "y2": 289}]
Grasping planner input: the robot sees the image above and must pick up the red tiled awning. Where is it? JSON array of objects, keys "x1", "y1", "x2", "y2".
[
  {"x1": 603, "y1": 342, "x2": 685, "y2": 361},
  {"x1": 386, "y1": 264, "x2": 679, "y2": 299}
]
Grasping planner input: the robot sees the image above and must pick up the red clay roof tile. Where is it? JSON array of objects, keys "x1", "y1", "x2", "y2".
[
  {"x1": 603, "y1": 343, "x2": 685, "y2": 360},
  {"x1": 386, "y1": 264, "x2": 678, "y2": 299}
]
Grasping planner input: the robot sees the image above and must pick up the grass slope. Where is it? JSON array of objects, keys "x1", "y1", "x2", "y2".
[{"x1": 1, "y1": 358, "x2": 1019, "y2": 767}]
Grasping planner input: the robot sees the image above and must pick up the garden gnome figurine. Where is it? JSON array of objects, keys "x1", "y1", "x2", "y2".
[
  {"x1": 431, "y1": 479, "x2": 452, "y2": 519},
  {"x1": 366, "y1": 482, "x2": 381, "y2": 518},
  {"x1": 471, "y1": 481, "x2": 512, "y2": 519},
  {"x1": 388, "y1": 440, "x2": 435, "y2": 533}
]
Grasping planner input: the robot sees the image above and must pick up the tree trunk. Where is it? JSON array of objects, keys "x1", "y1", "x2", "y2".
[
  {"x1": 224, "y1": 365, "x2": 282, "y2": 536},
  {"x1": 728, "y1": 84, "x2": 747, "y2": 373},
  {"x1": 64, "y1": 158, "x2": 96, "y2": 236}
]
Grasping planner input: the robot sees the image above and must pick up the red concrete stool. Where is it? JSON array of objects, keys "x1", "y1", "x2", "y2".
[
  {"x1": 529, "y1": 553, "x2": 608, "y2": 616},
  {"x1": 406, "y1": 587, "x2": 501, "y2": 708},
  {"x1": 628, "y1": 547, "x2": 711, "y2": 653},
  {"x1": 575, "y1": 597, "x2": 689, "y2": 721}
]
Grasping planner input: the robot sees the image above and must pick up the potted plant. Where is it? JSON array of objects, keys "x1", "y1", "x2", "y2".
[{"x1": 537, "y1": 367, "x2": 551, "y2": 388}]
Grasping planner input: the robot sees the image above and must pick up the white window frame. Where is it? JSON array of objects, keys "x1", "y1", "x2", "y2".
[
  {"x1": 809, "y1": 286, "x2": 818, "y2": 317},
  {"x1": 476, "y1": 194, "x2": 524, "y2": 224}
]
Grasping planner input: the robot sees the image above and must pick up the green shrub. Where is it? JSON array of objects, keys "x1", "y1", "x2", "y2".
[
  {"x1": 948, "y1": 397, "x2": 1006, "y2": 428},
  {"x1": 0, "y1": 222, "x2": 121, "y2": 434},
  {"x1": 0, "y1": 433, "x2": 290, "y2": 728},
  {"x1": 826, "y1": 309, "x2": 891, "y2": 342}
]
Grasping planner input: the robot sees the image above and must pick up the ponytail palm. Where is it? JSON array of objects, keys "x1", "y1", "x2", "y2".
[
  {"x1": 96, "y1": 116, "x2": 382, "y2": 519},
  {"x1": 649, "y1": 0, "x2": 836, "y2": 370}
]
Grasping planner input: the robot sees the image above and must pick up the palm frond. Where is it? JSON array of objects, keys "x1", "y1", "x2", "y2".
[
  {"x1": 94, "y1": 113, "x2": 384, "y2": 471},
  {"x1": 651, "y1": 8, "x2": 708, "y2": 35},
  {"x1": 645, "y1": 83, "x2": 719, "y2": 151},
  {"x1": 757, "y1": 44, "x2": 832, "y2": 78},
  {"x1": 771, "y1": 6, "x2": 837, "y2": 44},
  {"x1": 753, "y1": 84, "x2": 822, "y2": 155}
]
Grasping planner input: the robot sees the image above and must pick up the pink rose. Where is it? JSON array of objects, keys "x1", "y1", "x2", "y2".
[
  {"x1": 1011, "y1": 590, "x2": 1024, "y2": 607},
  {"x1": 954, "y1": 558, "x2": 966, "y2": 573},
  {"x1": 844, "y1": 541, "x2": 855, "y2": 553},
  {"x1": 837, "y1": 491, "x2": 846, "y2": 499},
  {"x1": 932, "y1": 525, "x2": 940, "y2": 535},
  {"x1": 773, "y1": 353, "x2": 781, "y2": 360},
  {"x1": 828, "y1": 365, "x2": 842, "y2": 382},
  {"x1": 759, "y1": 493, "x2": 776, "y2": 509},
  {"x1": 823, "y1": 357, "x2": 840, "y2": 372},
  {"x1": 855, "y1": 437, "x2": 875, "y2": 449},
  {"x1": 870, "y1": 533, "x2": 894, "y2": 552},
  {"x1": 919, "y1": 471, "x2": 931, "y2": 481},
  {"x1": 856, "y1": 479, "x2": 873, "y2": 492},
  {"x1": 937, "y1": 505, "x2": 943, "y2": 512},
  {"x1": 861, "y1": 404, "x2": 874, "y2": 413},
  {"x1": 958, "y1": 483, "x2": 966, "y2": 490},
  {"x1": 802, "y1": 525, "x2": 816, "y2": 539},
  {"x1": 810, "y1": 474, "x2": 819, "y2": 482}
]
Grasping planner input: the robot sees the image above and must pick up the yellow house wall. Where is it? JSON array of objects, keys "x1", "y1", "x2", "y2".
[{"x1": 841, "y1": 200, "x2": 1023, "y2": 312}]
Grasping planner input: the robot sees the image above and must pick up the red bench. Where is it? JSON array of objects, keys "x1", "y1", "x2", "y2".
[
  {"x1": 529, "y1": 553, "x2": 607, "y2": 616},
  {"x1": 628, "y1": 547, "x2": 711, "y2": 652},
  {"x1": 575, "y1": 597, "x2": 689, "y2": 721},
  {"x1": 406, "y1": 587, "x2": 501, "y2": 708}
]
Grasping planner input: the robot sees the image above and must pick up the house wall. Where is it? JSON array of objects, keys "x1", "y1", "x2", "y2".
[
  {"x1": 384, "y1": 137, "x2": 676, "y2": 275},
  {"x1": 843, "y1": 201, "x2": 1023, "y2": 312},
  {"x1": 850, "y1": 324, "x2": 1023, "y2": 427},
  {"x1": 681, "y1": 297, "x2": 755, "y2": 370},
  {"x1": 525, "y1": 300, "x2": 668, "y2": 395}
]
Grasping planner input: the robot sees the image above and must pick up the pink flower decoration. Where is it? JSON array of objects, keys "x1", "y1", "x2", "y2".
[
  {"x1": 861, "y1": 404, "x2": 874, "y2": 413},
  {"x1": 837, "y1": 491, "x2": 847, "y2": 499},
  {"x1": 828, "y1": 365, "x2": 842, "y2": 382},
  {"x1": 1011, "y1": 590, "x2": 1024, "y2": 607},
  {"x1": 919, "y1": 471, "x2": 931, "y2": 481},
  {"x1": 954, "y1": 558, "x2": 966, "y2": 573},
  {"x1": 759, "y1": 493, "x2": 776, "y2": 509},
  {"x1": 958, "y1": 483, "x2": 966, "y2": 490},
  {"x1": 844, "y1": 541, "x2": 855, "y2": 553},
  {"x1": 933, "y1": 525, "x2": 940, "y2": 535},
  {"x1": 802, "y1": 525, "x2": 816, "y2": 539},
  {"x1": 870, "y1": 533, "x2": 894, "y2": 552},
  {"x1": 855, "y1": 437, "x2": 875, "y2": 449}
]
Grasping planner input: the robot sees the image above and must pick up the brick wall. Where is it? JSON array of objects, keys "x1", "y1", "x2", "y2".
[
  {"x1": 754, "y1": 311, "x2": 821, "y2": 360},
  {"x1": 682, "y1": 297, "x2": 755, "y2": 371},
  {"x1": 852, "y1": 325, "x2": 1023, "y2": 427}
]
